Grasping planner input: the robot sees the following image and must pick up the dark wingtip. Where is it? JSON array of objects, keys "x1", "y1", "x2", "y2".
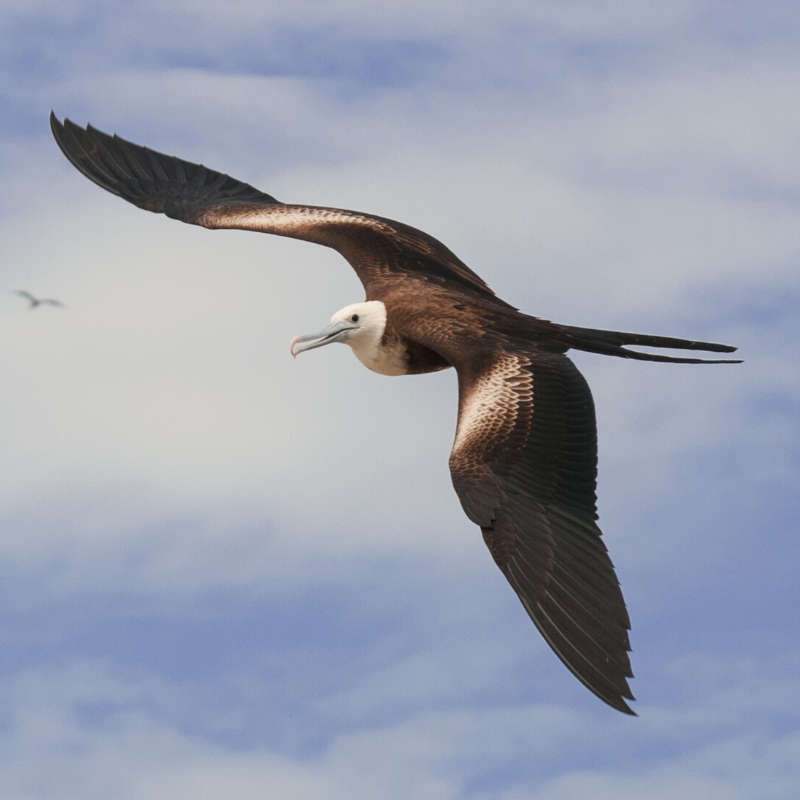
[
  {"x1": 49, "y1": 111, "x2": 63, "y2": 140},
  {"x1": 601, "y1": 681, "x2": 636, "y2": 715},
  {"x1": 49, "y1": 111, "x2": 75, "y2": 139},
  {"x1": 617, "y1": 699, "x2": 638, "y2": 716},
  {"x1": 50, "y1": 112, "x2": 78, "y2": 161}
]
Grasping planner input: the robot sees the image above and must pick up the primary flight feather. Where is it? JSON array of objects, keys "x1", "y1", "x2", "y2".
[{"x1": 50, "y1": 112, "x2": 740, "y2": 715}]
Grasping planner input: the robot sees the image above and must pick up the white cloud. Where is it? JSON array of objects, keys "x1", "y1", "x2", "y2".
[
  {"x1": 0, "y1": 0, "x2": 709, "y2": 59},
  {"x1": 1, "y1": 654, "x2": 799, "y2": 799}
]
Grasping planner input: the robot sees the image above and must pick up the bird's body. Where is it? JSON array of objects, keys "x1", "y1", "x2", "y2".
[{"x1": 50, "y1": 113, "x2": 740, "y2": 715}]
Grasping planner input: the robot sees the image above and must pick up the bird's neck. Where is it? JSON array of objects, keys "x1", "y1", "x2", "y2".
[{"x1": 348, "y1": 312, "x2": 409, "y2": 376}]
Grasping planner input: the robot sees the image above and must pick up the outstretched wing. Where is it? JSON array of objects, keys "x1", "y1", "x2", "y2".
[
  {"x1": 449, "y1": 348, "x2": 635, "y2": 714},
  {"x1": 50, "y1": 114, "x2": 499, "y2": 302}
]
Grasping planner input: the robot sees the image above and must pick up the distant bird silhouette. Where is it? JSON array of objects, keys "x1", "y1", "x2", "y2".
[{"x1": 14, "y1": 290, "x2": 65, "y2": 309}]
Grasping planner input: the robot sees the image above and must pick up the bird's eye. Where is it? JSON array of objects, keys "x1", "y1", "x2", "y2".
[{"x1": 350, "y1": 314, "x2": 360, "y2": 323}]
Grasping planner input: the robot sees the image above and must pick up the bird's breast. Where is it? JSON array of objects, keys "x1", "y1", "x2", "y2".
[
  {"x1": 351, "y1": 336, "x2": 410, "y2": 376},
  {"x1": 350, "y1": 333, "x2": 450, "y2": 376}
]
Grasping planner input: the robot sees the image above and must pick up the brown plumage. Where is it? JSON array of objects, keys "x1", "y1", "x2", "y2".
[{"x1": 50, "y1": 113, "x2": 741, "y2": 715}]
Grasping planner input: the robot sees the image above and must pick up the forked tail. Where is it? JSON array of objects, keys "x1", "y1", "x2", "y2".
[{"x1": 559, "y1": 325, "x2": 741, "y2": 364}]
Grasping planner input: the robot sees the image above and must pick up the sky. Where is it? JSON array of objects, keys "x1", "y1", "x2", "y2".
[{"x1": 1, "y1": 1, "x2": 799, "y2": 797}]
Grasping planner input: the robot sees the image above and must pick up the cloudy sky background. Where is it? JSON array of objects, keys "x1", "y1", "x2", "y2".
[{"x1": 1, "y1": 1, "x2": 799, "y2": 797}]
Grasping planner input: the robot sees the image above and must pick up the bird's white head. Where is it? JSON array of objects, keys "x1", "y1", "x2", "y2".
[
  {"x1": 290, "y1": 300, "x2": 406, "y2": 375},
  {"x1": 290, "y1": 300, "x2": 386, "y2": 356}
]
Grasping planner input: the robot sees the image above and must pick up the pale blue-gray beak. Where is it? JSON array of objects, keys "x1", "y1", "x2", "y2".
[{"x1": 290, "y1": 320, "x2": 355, "y2": 357}]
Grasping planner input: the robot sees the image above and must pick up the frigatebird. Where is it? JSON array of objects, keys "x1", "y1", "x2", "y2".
[
  {"x1": 14, "y1": 290, "x2": 65, "y2": 309},
  {"x1": 50, "y1": 113, "x2": 740, "y2": 715}
]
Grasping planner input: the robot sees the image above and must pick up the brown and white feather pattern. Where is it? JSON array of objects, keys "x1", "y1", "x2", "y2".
[
  {"x1": 199, "y1": 204, "x2": 388, "y2": 238},
  {"x1": 452, "y1": 354, "x2": 532, "y2": 464},
  {"x1": 199, "y1": 203, "x2": 498, "y2": 301}
]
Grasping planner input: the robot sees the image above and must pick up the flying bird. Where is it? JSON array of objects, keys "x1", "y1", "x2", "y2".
[
  {"x1": 14, "y1": 290, "x2": 65, "y2": 309},
  {"x1": 50, "y1": 112, "x2": 740, "y2": 715}
]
